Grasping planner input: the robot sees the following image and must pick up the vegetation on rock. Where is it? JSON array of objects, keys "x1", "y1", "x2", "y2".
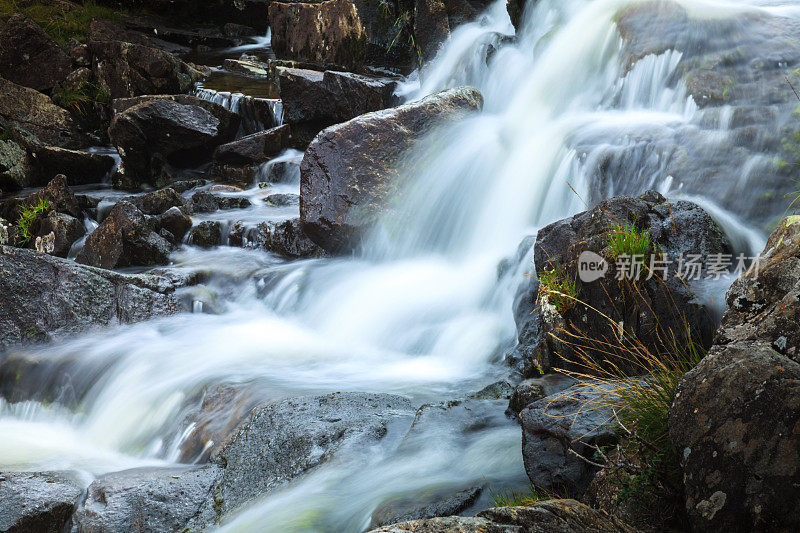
[
  {"x1": 0, "y1": 0, "x2": 122, "y2": 46},
  {"x1": 537, "y1": 268, "x2": 579, "y2": 314},
  {"x1": 15, "y1": 198, "x2": 51, "y2": 246}
]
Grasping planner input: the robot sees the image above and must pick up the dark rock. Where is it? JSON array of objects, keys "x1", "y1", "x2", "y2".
[
  {"x1": 415, "y1": 0, "x2": 450, "y2": 59},
  {"x1": 0, "y1": 471, "x2": 83, "y2": 533},
  {"x1": 214, "y1": 124, "x2": 290, "y2": 165},
  {"x1": 470, "y1": 380, "x2": 514, "y2": 400},
  {"x1": 190, "y1": 190, "x2": 251, "y2": 213},
  {"x1": 71, "y1": 465, "x2": 222, "y2": 533},
  {"x1": 237, "y1": 218, "x2": 323, "y2": 257},
  {"x1": 669, "y1": 216, "x2": 800, "y2": 531},
  {"x1": 109, "y1": 97, "x2": 240, "y2": 189},
  {"x1": 223, "y1": 22, "x2": 256, "y2": 37},
  {"x1": 370, "y1": 486, "x2": 483, "y2": 528},
  {"x1": 209, "y1": 392, "x2": 414, "y2": 516},
  {"x1": 507, "y1": 374, "x2": 576, "y2": 414},
  {"x1": 188, "y1": 221, "x2": 223, "y2": 248},
  {"x1": 0, "y1": 245, "x2": 178, "y2": 349},
  {"x1": 158, "y1": 206, "x2": 192, "y2": 243},
  {"x1": 123, "y1": 188, "x2": 186, "y2": 215},
  {"x1": 368, "y1": 499, "x2": 636, "y2": 532},
  {"x1": 0, "y1": 77, "x2": 84, "y2": 149},
  {"x1": 263, "y1": 193, "x2": 299, "y2": 207},
  {"x1": 2, "y1": 174, "x2": 82, "y2": 222},
  {"x1": 268, "y1": 0, "x2": 368, "y2": 70},
  {"x1": 28, "y1": 145, "x2": 115, "y2": 187},
  {"x1": 76, "y1": 201, "x2": 172, "y2": 268},
  {"x1": 0, "y1": 139, "x2": 31, "y2": 191},
  {"x1": 0, "y1": 14, "x2": 71, "y2": 92},
  {"x1": 520, "y1": 383, "x2": 618, "y2": 494},
  {"x1": 528, "y1": 191, "x2": 730, "y2": 376},
  {"x1": 300, "y1": 86, "x2": 482, "y2": 253},
  {"x1": 507, "y1": 0, "x2": 526, "y2": 31},
  {"x1": 89, "y1": 39, "x2": 202, "y2": 99},
  {"x1": 35, "y1": 212, "x2": 85, "y2": 258},
  {"x1": 86, "y1": 18, "x2": 189, "y2": 54},
  {"x1": 170, "y1": 178, "x2": 206, "y2": 193}
]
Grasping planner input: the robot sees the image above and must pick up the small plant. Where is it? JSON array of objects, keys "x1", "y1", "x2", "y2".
[
  {"x1": 538, "y1": 268, "x2": 579, "y2": 314},
  {"x1": 386, "y1": 10, "x2": 424, "y2": 66},
  {"x1": 55, "y1": 80, "x2": 110, "y2": 129},
  {"x1": 488, "y1": 483, "x2": 567, "y2": 508},
  {"x1": 607, "y1": 221, "x2": 653, "y2": 260},
  {"x1": 16, "y1": 198, "x2": 51, "y2": 246}
]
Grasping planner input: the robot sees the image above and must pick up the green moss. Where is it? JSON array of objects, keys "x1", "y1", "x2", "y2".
[
  {"x1": 538, "y1": 268, "x2": 579, "y2": 315},
  {"x1": 16, "y1": 198, "x2": 51, "y2": 246},
  {"x1": 0, "y1": 0, "x2": 123, "y2": 46}
]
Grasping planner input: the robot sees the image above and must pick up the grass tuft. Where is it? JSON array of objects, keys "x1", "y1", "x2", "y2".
[
  {"x1": 488, "y1": 483, "x2": 567, "y2": 508},
  {"x1": 55, "y1": 80, "x2": 111, "y2": 127},
  {"x1": 538, "y1": 268, "x2": 579, "y2": 314},
  {"x1": 16, "y1": 198, "x2": 51, "y2": 246},
  {"x1": 0, "y1": 0, "x2": 122, "y2": 46},
  {"x1": 607, "y1": 221, "x2": 653, "y2": 260}
]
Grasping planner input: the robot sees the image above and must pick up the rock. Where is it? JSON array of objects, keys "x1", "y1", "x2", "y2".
[
  {"x1": 0, "y1": 14, "x2": 71, "y2": 92},
  {"x1": 300, "y1": 86, "x2": 482, "y2": 252},
  {"x1": 210, "y1": 392, "x2": 414, "y2": 516},
  {"x1": 278, "y1": 67, "x2": 398, "y2": 146},
  {"x1": 507, "y1": 374, "x2": 576, "y2": 414},
  {"x1": 223, "y1": 23, "x2": 256, "y2": 37},
  {"x1": 263, "y1": 193, "x2": 299, "y2": 207},
  {"x1": 520, "y1": 383, "x2": 618, "y2": 494},
  {"x1": 35, "y1": 212, "x2": 85, "y2": 257},
  {"x1": 368, "y1": 499, "x2": 636, "y2": 532},
  {"x1": 76, "y1": 201, "x2": 172, "y2": 269},
  {"x1": 89, "y1": 39, "x2": 202, "y2": 99},
  {"x1": 527, "y1": 191, "x2": 730, "y2": 376},
  {"x1": 28, "y1": 145, "x2": 116, "y2": 187},
  {"x1": 122, "y1": 188, "x2": 186, "y2": 215},
  {"x1": 189, "y1": 190, "x2": 251, "y2": 213},
  {"x1": 109, "y1": 97, "x2": 240, "y2": 189},
  {"x1": 0, "y1": 245, "x2": 178, "y2": 349},
  {"x1": 0, "y1": 77, "x2": 83, "y2": 149},
  {"x1": 470, "y1": 380, "x2": 514, "y2": 400},
  {"x1": 0, "y1": 217, "x2": 17, "y2": 246},
  {"x1": 188, "y1": 221, "x2": 223, "y2": 248},
  {"x1": 0, "y1": 471, "x2": 83, "y2": 533},
  {"x1": 86, "y1": 18, "x2": 189, "y2": 54},
  {"x1": 71, "y1": 465, "x2": 222, "y2": 533},
  {"x1": 213, "y1": 124, "x2": 290, "y2": 165},
  {"x1": 669, "y1": 216, "x2": 800, "y2": 531},
  {"x1": 370, "y1": 486, "x2": 483, "y2": 528},
  {"x1": 0, "y1": 138, "x2": 31, "y2": 191},
  {"x1": 222, "y1": 58, "x2": 273, "y2": 78},
  {"x1": 241, "y1": 218, "x2": 323, "y2": 257},
  {"x1": 507, "y1": 0, "x2": 526, "y2": 31},
  {"x1": 268, "y1": 0, "x2": 367, "y2": 70},
  {"x1": 415, "y1": 0, "x2": 450, "y2": 59},
  {"x1": 158, "y1": 206, "x2": 192, "y2": 243},
  {"x1": 2, "y1": 174, "x2": 82, "y2": 222}
]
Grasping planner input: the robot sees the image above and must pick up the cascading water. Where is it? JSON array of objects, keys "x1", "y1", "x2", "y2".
[{"x1": 0, "y1": 0, "x2": 790, "y2": 530}]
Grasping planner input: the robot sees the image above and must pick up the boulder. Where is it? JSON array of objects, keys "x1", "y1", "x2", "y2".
[
  {"x1": 71, "y1": 465, "x2": 222, "y2": 533},
  {"x1": 0, "y1": 15, "x2": 71, "y2": 92},
  {"x1": 89, "y1": 39, "x2": 202, "y2": 99},
  {"x1": 278, "y1": 67, "x2": 398, "y2": 146},
  {"x1": 188, "y1": 221, "x2": 223, "y2": 248},
  {"x1": 370, "y1": 486, "x2": 483, "y2": 529},
  {"x1": 527, "y1": 191, "x2": 730, "y2": 376},
  {"x1": 2, "y1": 174, "x2": 82, "y2": 222},
  {"x1": 238, "y1": 218, "x2": 323, "y2": 257},
  {"x1": 415, "y1": 0, "x2": 450, "y2": 59},
  {"x1": 669, "y1": 216, "x2": 800, "y2": 531},
  {"x1": 0, "y1": 77, "x2": 84, "y2": 149},
  {"x1": 28, "y1": 145, "x2": 116, "y2": 187},
  {"x1": 264, "y1": 193, "x2": 299, "y2": 207},
  {"x1": 122, "y1": 187, "x2": 186, "y2": 215},
  {"x1": 268, "y1": 0, "x2": 367, "y2": 70},
  {"x1": 86, "y1": 18, "x2": 189, "y2": 54},
  {"x1": 520, "y1": 383, "x2": 618, "y2": 494},
  {"x1": 76, "y1": 201, "x2": 172, "y2": 269},
  {"x1": 300, "y1": 86, "x2": 482, "y2": 252},
  {"x1": 189, "y1": 190, "x2": 251, "y2": 213},
  {"x1": 0, "y1": 138, "x2": 31, "y2": 191},
  {"x1": 213, "y1": 124, "x2": 290, "y2": 165},
  {"x1": 157, "y1": 206, "x2": 192, "y2": 243},
  {"x1": 0, "y1": 245, "x2": 178, "y2": 349},
  {"x1": 35, "y1": 212, "x2": 85, "y2": 257},
  {"x1": 0, "y1": 471, "x2": 83, "y2": 533},
  {"x1": 109, "y1": 97, "x2": 240, "y2": 189},
  {"x1": 507, "y1": 374, "x2": 575, "y2": 414},
  {"x1": 209, "y1": 392, "x2": 414, "y2": 516},
  {"x1": 367, "y1": 499, "x2": 636, "y2": 532}
]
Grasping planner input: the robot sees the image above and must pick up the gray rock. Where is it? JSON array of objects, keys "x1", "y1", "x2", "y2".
[
  {"x1": 507, "y1": 374, "x2": 576, "y2": 414},
  {"x1": 263, "y1": 193, "x2": 299, "y2": 207},
  {"x1": 71, "y1": 465, "x2": 222, "y2": 533},
  {"x1": 300, "y1": 86, "x2": 483, "y2": 253},
  {"x1": 239, "y1": 218, "x2": 323, "y2": 257},
  {"x1": 0, "y1": 245, "x2": 178, "y2": 350},
  {"x1": 370, "y1": 486, "x2": 483, "y2": 529},
  {"x1": 0, "y1": 139, "x2": 30, "y2": 191},
  {"x1": 122, "y1": 187, "x2": 186, "y2": 215},
  {"x1": 0, "y1": 471, "x2": 83, "y2": 533},
  {"x1": 188, "y1": 221, "x2": 223, "y2": 248}
]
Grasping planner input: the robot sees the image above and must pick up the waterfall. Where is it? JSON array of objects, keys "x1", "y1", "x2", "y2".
[{"x1": 194, "y1": 86, "x2": 284, "y2": 133}]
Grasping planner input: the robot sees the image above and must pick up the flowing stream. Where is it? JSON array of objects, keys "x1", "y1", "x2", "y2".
[{"x1": 4, "y1": 0, "x2": 798, "y2": 530}]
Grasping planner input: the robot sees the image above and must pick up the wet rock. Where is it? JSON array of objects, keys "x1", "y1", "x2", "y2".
[
  {"x1": 158, "y1": 206, "x2": 192, "y2": 243},
  {"x1": 0, "y1": 77, "x2": 84, "y2": 149},
  {"x1": 370, "y1": 486, "x2": 483, "y2": 529},
  {"x1": 171, "y1": 178, "x2": 207, "y2": 193},
  {"x1": 300, "y1": 86, "x2": 482, "y2": 253},
  {"x1": 122, "y1": 187, "x2": 186, "y2": 215},
  {"x1": 264, "y1": 193, "x2": 299, "y2": 207},
  {"x1": 507, "y1": 374, "x2": 576, "y2": 414},
  {"x1": 188, "y1": 221, "x2": 223, "y2": 248},
  {"x1": 520, "y1": 383, "x2": 618, "y2": 494},
  {"x1": 0, "y1": 14, "x2": 71, "y2": 92},
  {"x1": 2, "y1": 174, "x2": 82, "y2": 222},
  {"x1": 507, "y1": 0, "x2": 526, "y2": 31},
  {"x1": 222, "y1": 58, "x2": 273, "y2": 78},
  {"x1": 213, "y1": 124, "x2": 290, "y2": 165},
  {"x1": 209, "y1": 392, "x2": 414, "y2": 516},
  {"x1": 470, "y1": 380, "x2": 514, "y2": 400},
  {"x1": 242, "y1": 218, "x2": 323, "y2": 257},
  {"x1": 27, "y1": 145, "x2": 115, "y2": 187},
  {"x1": 669, "y1": 217, "x2": 800, "y2": 531},
  {"x1": 0, "y1": 138, "x2": 31, "y2": 191},
  {"x1": 268, "y1": 0, "x2": 367, "y2": 70},
  {"x1": 415, "y1": 0, "x2": 450, "y2": 59},
  {"x1": 35, "y1": 212, "x2": 85, "y2": 258},
  {"x1": 89, "y1": 39, "x2": 202, "y2": 99},
  {"x1": 71, "y1": 465, "x2": 222, "y2": 533},
  {"x1": 368, "y1": 499, "x2": 636, "y2": 532},
  {"x1": 0, "y1": 245, "x2": 178, "y2": 349},
  {"x1": 76, "y1": 201, "x2": 172, "y2": 268},
  {"x1": 109, "y1": 97, "x2": 240, "y2": 189},
  {"x1": 189, "y1": 190, "x2": 251, "y2": 213},
  {"x1": 86, "y1": 18, "x2": 189, "y2": 54},
  {"x1": 527, "y1": 191, "x2": 729, "y2": 375},
  {"x1": 278, "y1": 67, "x2": 398, "y2": 146},
  {"x1": 0, "y1": 471, "x2": 83, "y2": 533}
]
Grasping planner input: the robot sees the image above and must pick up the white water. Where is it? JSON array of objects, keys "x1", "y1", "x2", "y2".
[{"x1": 0, "y1": 0, "x2": 781, "y2": 530}]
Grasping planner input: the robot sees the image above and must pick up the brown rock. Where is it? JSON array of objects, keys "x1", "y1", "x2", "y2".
[
  {"x1": 214, "y1": 125, "x2": 290, "y2": 165},
  {"x1": 0, "y1": 14, "x2": 71, "y2": 92},
  {"x1": 0, "y1": 77, "x2": 83, "y2": 148},
  {"x1": 414, "y1": 0, "x2": 450, "y2": 59},
  {"x1": 35, "y1": 212, "x2": 85, "y2": 258}
]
